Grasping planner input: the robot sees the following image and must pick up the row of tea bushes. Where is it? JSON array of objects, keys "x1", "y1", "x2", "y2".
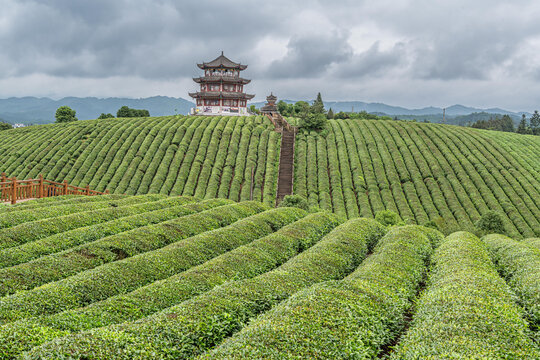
[
  {"x1": 390, "y1": 232, "x2": 539, "y2": 358},
  {"x1": 0, "y1": 194, "x2": 153, "y2": 229},
  {"x1": 483, "y1": 234, "x2": 540, "y2": 341},
  {"x1": 0, "y1": 196, "x2": 198, "y2": 268},
  {"x1": 0, "y1": 198, "x2": 230, "y2": 295},
  {"x1": 26, "y1": 215, "x2": 385, "y2": 359},
  {"x1": 205, "y1": 225, "x2": 440, "y2": 358},
  {"x1": 0, "y1": 207, "x2": 307, "y2": 358},
  {"x1": 0, "y1": 201, "x2": 268, "y2": 322}
]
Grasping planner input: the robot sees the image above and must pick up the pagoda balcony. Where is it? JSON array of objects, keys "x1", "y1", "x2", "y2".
[
  {"x1": 193, "y1": 75, "x2": 251, "y2": 84},
  {"x1": 188, "y1": 91, "x2": 255, "y2": 100}
]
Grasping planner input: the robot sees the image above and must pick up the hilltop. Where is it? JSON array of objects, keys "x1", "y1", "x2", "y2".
[{"x1": 0, "y1": 115, "x2": 538, "y2": 238}]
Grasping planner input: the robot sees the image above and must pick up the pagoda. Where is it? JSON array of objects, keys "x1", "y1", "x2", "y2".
[{"x1": 189, "y1": 52, "x2": 255, "y2": 116}]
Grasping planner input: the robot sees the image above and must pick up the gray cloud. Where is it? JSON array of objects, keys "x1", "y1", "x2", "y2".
[
  {"x1": 266, "y1": 31, "x2": 353, "y2": 78},
  {"x1": 1, "y1": 0, "x2": 540, "y2": 111}
]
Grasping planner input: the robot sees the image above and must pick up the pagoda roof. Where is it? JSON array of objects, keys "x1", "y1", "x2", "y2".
[
  {"x1": 197, "y1": 52, "x2": 248, "y2": 70},
  {"x1": 193, "y1": 76, "x2": 251, "y2": 85},
  {"x1": 189, "y1": 91, "x2": 255, "y2": 100}
]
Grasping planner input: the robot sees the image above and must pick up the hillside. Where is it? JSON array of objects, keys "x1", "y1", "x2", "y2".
[
  {"x1": 0, "y1": 115, "x2": 539, "y2": 237},
  {"x1": 0, "y1": 196, "x2": 538, "y2": 358}
]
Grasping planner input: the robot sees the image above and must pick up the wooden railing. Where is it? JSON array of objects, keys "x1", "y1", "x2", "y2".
[
  {"x1": 0, "y1": 173, "x2": 108, "y2": 204},
  {"x1": 264, "y1": 113, "x2": 297, "y2": 133}
]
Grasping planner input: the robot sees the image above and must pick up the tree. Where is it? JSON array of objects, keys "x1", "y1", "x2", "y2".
[
  {"x1": 277, "y1": 101, "x2": 290, "y2": 116},
  {"x1": 327, "y1": 108, "x2": 334, "y2": 119},
  {"x1": 98, "y1": 113, "x2": 115, "y2": 119},
  {"x1": 517, "y1": 114, "x2": 530, "y2": 134},
  {"x1": 311, "y1": 92, "x2": 326, "y2": 114},
  {"x1": 530, "y1": 110, "x2": 540, "y2": 135},
  {"x1": 0, "y1": 122, "x2": 12, "y2": 131},
  {"x1": 55, "y1": 106, "x2": 77, "y2": 123},
  {"x1": 294, "y1": 101, "x2": 310, "y2": 116},
  {"x1": 117, "y1": 106, "x2": 150, "y2": 118},
  {"x1": 300, "y1": 112, "x2": 328, "y2": 131},
  {"x1": 249, "y1": 105, "x2": 260, "y2": 115}
]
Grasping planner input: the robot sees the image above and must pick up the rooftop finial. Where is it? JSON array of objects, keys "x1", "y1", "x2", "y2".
[{"x1": 221, "y1": 50, "x2": 224, "y2": 56}]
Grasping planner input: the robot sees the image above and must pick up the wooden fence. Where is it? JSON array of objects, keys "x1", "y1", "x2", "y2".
[{"x1": 0, "y1": 173, "x2": 108, "y2": 204}]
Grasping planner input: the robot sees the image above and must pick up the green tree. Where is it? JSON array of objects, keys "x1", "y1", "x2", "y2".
[
  {"x1": 277, "y1": 101, "x2": 289, "y2": 116},
  {"x1": 294, "y1": 101, "x2": 310, "y2": 116},
  {"x1": 327, "y1": 108, "x2": 334, "y2": 119},
  {"x1": 0, "y1": 122, "x2": 12, "y2": 131},
  {"x1": 517, "y1": 114, "x2": 530, "y2": 134},
  {"x1": 300, "y1": 113, "x2": 328, "y2": 131},
  {"x1": 98, "y1": 113, "x2": 115, "y2": 119},
  {"x1": 249, "y1": 105, "x2": 260, "y2": 115},
  {"x1": 530, "y1": 110, "x2": 540, "y2": 135},
  {"x1": 55, "y1": 106, "x2": 77, "y2": 123},
  {"x1": 311, "y1": 92, "x2": 326, "y2": 114},
  {"x1": 117, "y1": 106, "x2": 150, "y2": 118}
]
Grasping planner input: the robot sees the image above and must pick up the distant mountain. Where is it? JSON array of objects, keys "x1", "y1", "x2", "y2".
[
  {"x1": 0, "y1": 96, "x2": 195, "y2": 125},
  {"x1": 1, "y1": 96, "x2": 532, "y2": 126},
  {"x1": 252, "y1": 100, "x2": 530, "y2": 126}
]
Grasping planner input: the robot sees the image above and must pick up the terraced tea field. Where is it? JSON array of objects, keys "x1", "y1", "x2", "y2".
[
  {"x1": 0, "y1": 196, "x2": 538, "y2": 359},
  {"x1": 0, "y1": 115, "x2": 538, "y2": 237}
]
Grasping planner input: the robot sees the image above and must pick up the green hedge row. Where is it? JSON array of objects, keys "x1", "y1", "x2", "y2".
[
  {"x1": 483, "y1": 234, "x2": 540, "y2": 340},
  {"x1": 204, "y1": 225, "x2": 440, "y2": 359},
  {"x1": 0, "y1": 117, "x2": 279, "y2": 205},
  {"x1": 0, "y1": 194, "x2": 171, "y2": 250},
  {"x1": 0, "y1": 196, "x2": 197, "y2": 268},
  {"x1": 0, "y1": 198, "x2": 242, "y2": 298},
  {"x1": 391, "y1": 232, "x2": 539, "y2": 358},
  {"x1": 524, "y1": 237, "x2": 540, "y2": 251},
  {"x1": 0, "y1": 201, "x2": 267, "y2": 323},
  {"x1": 0, "y1": 194, "x2": 150, "y2": 229},
  {"x1": 4, "y1": 195, "x2": 113, "y2": 211},
  {"x1": 0, "y1": 207, "x2": 307, "y2": 358},
  {"x1": 30, "y1": 215, "x2": 390, "y2": 359}
]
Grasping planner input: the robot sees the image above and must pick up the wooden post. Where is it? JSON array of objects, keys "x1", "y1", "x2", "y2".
[
  {"x1": 1, "y1": 173, "x2": 5, "y2": 202},
  {"x1": 63, "y1": 180, "x2": 68, "y2": 195},
  {"x1": 38, "y1": 174, "x2": 44, "y2": 198},
  {"x1": 86, "y1": 185, "x2": 90, "y2": 196},
  {"x1": 11, "y1": 177, "x2": 17, "y2": 205}
]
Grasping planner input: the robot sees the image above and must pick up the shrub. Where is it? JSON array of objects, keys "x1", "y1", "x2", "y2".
[
  {"x1": 26, "y1": 215, "x2": 392, "y2": 359},
  {"x1": 391, "y1": 232, "x2": 538, "y2": 358},
  {"x1": 483, "y1": 234, "x2": 540, "y2": 340},
  {"x1": 475, "y1": 210, "x2": 505, "y2": 235},
  {"x1": 278, "y1": 194, "x2": 309, "y2": 211},
  {"x1": 204, "y1": 225, "x2": 440, "y2": 359},
  {"x1": 0, "y1": 201, "x2": 268, "y2": 322},
  {"x1": 375, "y1": 209, "x2": 403, "y2": 226},
  {"x1": 0, "y1": 207, "x2": 307, "y2": 358},
  {"x1": 299, "y1": 113, "x2": 328, "y2": 131}
]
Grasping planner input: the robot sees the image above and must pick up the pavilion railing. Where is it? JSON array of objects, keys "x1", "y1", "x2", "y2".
[{"x1": 0, "y1": 173, "x2": 108, "y2": 204}]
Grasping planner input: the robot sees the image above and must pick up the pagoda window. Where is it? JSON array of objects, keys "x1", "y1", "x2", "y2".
[
  {"x1": 209, "y1": 84, "x2": 220, "y2": 91},
  {"x1": 223, "y1": 84, "x2": 236, "y2": 92},
  {"x1": 205, "y1": 99, "x2": 220, "y2": 106}
]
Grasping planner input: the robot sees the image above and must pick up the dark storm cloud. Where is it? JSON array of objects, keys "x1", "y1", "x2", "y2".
[
  {"x1": 334, "y1": 42, "x2": 407, "y2": 79},
  {"x1": 0, "y1": 0, "x2": 294, "y2": 79},
  {"x1": 1, "y1": 0, "x2": 540, "y2": 110},
  {"x1": 266, "y1": 31, "x2": 353, "y2": 78}
]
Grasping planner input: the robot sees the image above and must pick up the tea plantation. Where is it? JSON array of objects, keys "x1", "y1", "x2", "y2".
[
  {"x1": 0, "y1": 196, "x2": 537, "y2": 358},
  {"x1": 0, "y1": 116, "x2": 539, "y2": 358},
  {"x1": 0, "y1": 115, "x2": 539, "y2": 237}
]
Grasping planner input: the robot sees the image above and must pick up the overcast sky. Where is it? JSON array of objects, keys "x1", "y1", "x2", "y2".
[{"x1": 1, "y1": 0, "x2": 540, "y2": 111}]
